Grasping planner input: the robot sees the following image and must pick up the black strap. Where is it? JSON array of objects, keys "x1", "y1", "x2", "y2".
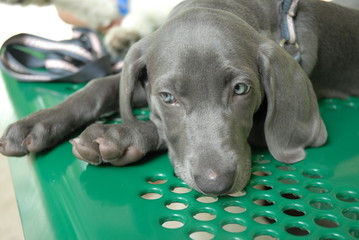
[{"x1": 0, "y1": 27, "x2": 118, "y2": 83}]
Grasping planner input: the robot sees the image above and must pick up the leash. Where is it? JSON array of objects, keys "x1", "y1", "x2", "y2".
[
  {"x1": 0, "y1": 27, "x2": 123, "y2": 83},
  {"x1": 280, "y1": 0, "x2": 301, "y2": 63}
]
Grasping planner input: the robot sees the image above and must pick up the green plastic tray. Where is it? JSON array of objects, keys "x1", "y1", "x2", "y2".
[{"x1": 1, "y1": 72, "x2": 359, "y2": 240}]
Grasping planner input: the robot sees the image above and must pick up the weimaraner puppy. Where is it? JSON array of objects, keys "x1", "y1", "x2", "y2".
[{"x1": 1, "y1": 0, "x2": 359, "y2": 196}]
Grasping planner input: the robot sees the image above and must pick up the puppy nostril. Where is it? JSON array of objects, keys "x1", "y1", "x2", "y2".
[{"x1": 194, "y1": 170, "x2": 235, "y2": 196}]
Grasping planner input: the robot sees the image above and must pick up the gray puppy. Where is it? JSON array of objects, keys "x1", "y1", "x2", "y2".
[{"x1": 1, "y1": 0, "x2": 359, "y2": 196}]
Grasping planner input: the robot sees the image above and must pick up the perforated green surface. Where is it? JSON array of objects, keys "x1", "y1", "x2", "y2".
[{"x1": 1, "y1": 72, "x2": 359, "y2": 240}]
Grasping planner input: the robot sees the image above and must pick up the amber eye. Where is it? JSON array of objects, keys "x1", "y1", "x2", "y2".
[
  {"x1": 160, "y1": 92, "x2": 177, "y2": 105},
  {"x1": 234, "y1": 83, "x2": 251, "y2": 95}
]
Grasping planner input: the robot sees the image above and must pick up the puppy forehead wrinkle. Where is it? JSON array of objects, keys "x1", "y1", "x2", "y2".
[{"x1": 153, "y1": 8, "x2": 260, "y2": 57}]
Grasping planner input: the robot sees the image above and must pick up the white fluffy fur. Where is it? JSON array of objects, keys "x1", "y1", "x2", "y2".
[
  {"x1": 1, "y1": 0, "x2": 119, "y2": 28},
  {"x1": 55, "y1": 0, "x2": 120, "y2": 29},
  {"x1": 1, "y1": 0, "x2": 182, "y2": 54},
  {"x1": 123, "y1": 0, "x2": 183, "y2": 36}
]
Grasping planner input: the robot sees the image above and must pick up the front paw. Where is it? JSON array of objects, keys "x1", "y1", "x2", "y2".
[
  {"x1": 105, "y1": 26, "x2": 141, "y2": 56},
  {"x1": 0, "y1": 114, "x2": 59, "y2": 156},
  {"x1": 70, "y1": 123, "x2": 146, "y2": 166}
]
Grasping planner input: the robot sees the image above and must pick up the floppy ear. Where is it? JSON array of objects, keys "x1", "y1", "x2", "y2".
[
  {"x1": 120, "y1": 42, "x2": 147, "y2": 123},
  {"x1": 257, "y1": 42, "x2": 327, "y2": 163}
]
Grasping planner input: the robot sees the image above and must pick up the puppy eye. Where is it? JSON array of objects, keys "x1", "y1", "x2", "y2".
[
  {"x1": 160, "y1": 92, "x2": 177, "y2": 105},
  {"x1": 233, "y1": 83, "x2": 251, "y2": 95}
]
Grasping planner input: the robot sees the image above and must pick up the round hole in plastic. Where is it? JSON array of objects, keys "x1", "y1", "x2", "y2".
[
  {"x1": 189, "y1": 228, "x2": 214, "y2": 240},
  {"x1": 252, "y1": 170, "x2": 272, "y2": 176},
  {"x1": 278, "y1": 176, "x2": 299, "y2": 185},
  {"x1": 165, "y1": 198, "x2": 188, "y2": 210},
  {"x1": 192, "y1": 211, "x2": 216, "y2": 221},
  {"x1": 302, "y1": 169, "x2": 324, "y2": 179},
  {"x1": 146, "y1": 174, "x2": 168, "y2": 185},
  {"x1": 277, "y1": 165, "x2": 296, "y2": 171},
  {"x1": 253, "y1": 215, "x2": 276, "y2": 225},
  {"x1": 141, "y1": 189, "x2": 163, "y2": 200},
  {"x1": 196, "y1": 196, "x2": 218, "y2": 203},
  {"x1": 349, "y1": 227, "x2": 359, "y2": 239},
  {"x1": 223, "y1": 203, "x2": 246, "y2": 214},
  {"x1": 285, "y1": 226, "x2": 310, "y2": 236},
  {"x1": 319, "y1": 233, "x2": 346, "y2": 240},
  {"x1": 336, "y1": 191, "x2": 359, "y2": 202},
  {"x1": 280, "y1": 190, "x2": 302, "y2": 200},
  {"x1": 315, "y1": 214, "x2": 340, "y2": 228},
  {"x1": 282, "y1": 204, "x2": 306, "y2": 217},
  {"x1": 160, "y1": 216, "x2": 185, "y2": 229},
  {"x1": 342, "y1": 207, "x2": 359, "y2": 220},
  {"x1": 252, "y1": 196, "x2": 275, "y2": 206},
  {"x1": 222, "y1": 222, "x2": 247, "y2": 233},
  {"x1": 310, "y1": 197, "x2": 335, "y2": 210},
  {"x1": 170, "y1": 186, "x2": 192, "y2": 194},
  {"x1": 306, "y1": 182, "x2": 330, "y2": 194}
]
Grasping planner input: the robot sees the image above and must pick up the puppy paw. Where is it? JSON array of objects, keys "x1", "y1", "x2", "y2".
[
  {"x1": 0, "y1": 115, "x2": 60, "y2": 156},
  {"x1": 104, "y1": 26, "x2": 141, "y2": 56},
  {"x1": 70, "y1": 123, "x2": 145, "y2": 166}
]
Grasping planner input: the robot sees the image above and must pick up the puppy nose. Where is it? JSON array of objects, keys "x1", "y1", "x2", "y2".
[{"x1": 194, "y1": 169, "x2": 235, "y2": 196}]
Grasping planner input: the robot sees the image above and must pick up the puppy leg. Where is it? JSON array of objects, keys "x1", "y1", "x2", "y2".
[
  {"x1": 0, "y1": 74, "x2": 120, "y2": 156},
  {"x1": 71, "y1": 121, "x2": 163, "y2": 166},
  {"x1": 105, "y1": 11, "x2": 160, "y2": 55},
  {"x1": 105, "y1": 25, "x2": 141, "y2": 56}
]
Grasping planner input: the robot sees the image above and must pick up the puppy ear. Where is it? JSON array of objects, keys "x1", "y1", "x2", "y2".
[
  {"x1": 120, "y1": 42, "x2": 147, "y2": 123},
  {"x1": 257, "y1": 42, "x2": 327, "y2": 163}
]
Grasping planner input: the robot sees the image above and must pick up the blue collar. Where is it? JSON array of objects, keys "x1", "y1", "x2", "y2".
[{"x1": 117, "y1": 0, "x2": 129, "y2": 16}]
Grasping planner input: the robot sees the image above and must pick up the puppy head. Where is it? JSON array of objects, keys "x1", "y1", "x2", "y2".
[{"x1": 120, "y1": 8, "x2": 327, "y2": 196}]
